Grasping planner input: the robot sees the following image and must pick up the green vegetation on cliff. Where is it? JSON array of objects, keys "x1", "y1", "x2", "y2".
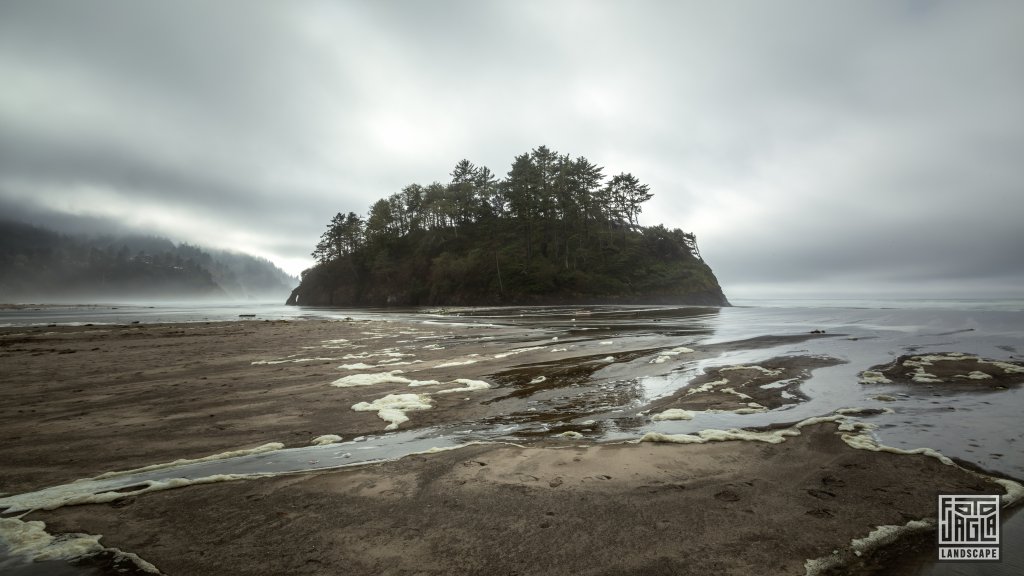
[{"x1": 289, "y1": 146, "x2": 728, "y2": 307}]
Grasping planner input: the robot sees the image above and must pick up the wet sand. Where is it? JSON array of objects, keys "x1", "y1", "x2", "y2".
[
  {"x1": 33, "y1": 424, "x2": 1007, "y2": 576},
  {"x1": 0, "y1": 319, "x2": 528, "y2": 493},
  {"x1": 647, "y1": 355, "x2": 844, "y2": 414},
  {"x1": 1, "y1": 319, "x2": 1020, "y2": 575},
  {"x1": 862, "y1": 352, "x2": 1024, "y2": 391}
]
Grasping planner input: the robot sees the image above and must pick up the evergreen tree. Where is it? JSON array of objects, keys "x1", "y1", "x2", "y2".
[{"x1": 293, "y1": 146, "x2": 726, "y2": 307}]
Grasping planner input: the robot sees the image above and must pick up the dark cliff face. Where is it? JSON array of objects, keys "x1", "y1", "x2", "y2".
[
  {"x1": 287, "y1": 225, "x2": 729, "y2": 308},
  {"x1": 286, "y1": 281, "x2": 729, "y2": 307}
]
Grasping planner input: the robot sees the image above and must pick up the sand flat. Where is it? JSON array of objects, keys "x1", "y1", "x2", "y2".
[
  {"x1": 31, "y1": 423, "x2": 1005, "y2": 576},
  {"x1": 2, "y1": 319, "x2": 1020, "y2": 575},
  {"x1": 0, "y1": 319, "x2": 512, "y2": 493}
]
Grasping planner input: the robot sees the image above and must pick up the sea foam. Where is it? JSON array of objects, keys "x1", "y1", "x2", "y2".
[
  {"x1": 352, "y1": 394, "x2": 433, "y2": 430},
  {"x1": 436, "y1": 379, "x2": 492, "y2": 394}
]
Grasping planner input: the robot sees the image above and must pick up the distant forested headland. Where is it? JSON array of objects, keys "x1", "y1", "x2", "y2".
[
  {"x1": 289, "y1": 146, "x2": 729, "y2": 307},
  {"x1": 0, "y1": 221, "x2": 295, "y2": 301}
]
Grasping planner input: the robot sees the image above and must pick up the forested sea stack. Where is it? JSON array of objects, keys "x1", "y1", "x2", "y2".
[{"x1": 288, "y1": 147, "x2": 729, "y2": 307}]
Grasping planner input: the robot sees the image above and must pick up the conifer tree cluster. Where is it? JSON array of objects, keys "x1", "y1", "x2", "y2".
[
  {"x1": 295, "y1": 146, "x2": 724, "y2": 306},
  {"x1": 313, "y1": 146, "x2": 663, "y2": 266}
]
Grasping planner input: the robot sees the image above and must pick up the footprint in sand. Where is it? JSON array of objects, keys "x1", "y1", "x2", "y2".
[
  {"x1": 820, "y1": 474, "x2": 846, "y2": 488},
  {"x1": 806, "y1": 508, "x2": 835, "y2": 518},
  {"x1": 714, "y1": 489, "x2": 741, "y2": 502}
]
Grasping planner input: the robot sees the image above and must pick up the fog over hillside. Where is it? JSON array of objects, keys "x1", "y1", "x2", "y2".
[{"x1": 0, "y1": 219, "x2": 296, "y2": 302}]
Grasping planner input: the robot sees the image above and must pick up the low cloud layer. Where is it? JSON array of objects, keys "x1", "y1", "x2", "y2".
[{"x1": 2, "y1": 1, "x2": 1022, "y2": 297}]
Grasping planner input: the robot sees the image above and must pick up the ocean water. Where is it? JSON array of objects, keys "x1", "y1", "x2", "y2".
[
  {"x1": 2, "y1": 298, "x2": 1023, "y2": 574},
  {"x1": 0, "y1": 301, "x2": 398, "y2": 327}
]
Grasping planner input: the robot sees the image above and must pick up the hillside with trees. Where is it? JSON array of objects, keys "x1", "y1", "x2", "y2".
[
  {"x1": 288, "y1": 146, "x2": 728, "y2": 307},
  {"x1": 0, "y1": 221, "x2": 296, "y2": 301}
]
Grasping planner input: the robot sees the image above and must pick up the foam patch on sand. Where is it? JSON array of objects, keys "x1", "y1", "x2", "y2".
[
  {"x1": 338, "y1": 362, "x2": 375, "y2": 370},
  {"x1": 650, "y1": 346, "x2": 694, "y2": 364},
  {"x1": 0, "y1": 517, "x2": 162, "y2": 573},
  {"x1": 791, "y1": 415, "x2": 845, "y2": 428},
  {"x1": 405, "y1": 378, "x2": 443, "y2": 387},
  {"x1": 680, "y1": 406, "x2": 769, "y2": 416},
  {"x1": 905, "y1": 353, "x2": 973, "y2": 366},
  {"x1": 651, "y1": 409, "x2": 695, "y2": 421},
  {"x1": 782, "y1": 412, "x2": 955, "y2": 467},
  {"x1": 989, "y1": 360, "x2": 1024, "y2": 374},
  {"x1": 729, "y1": 407, "x2": 766, "y2": 415},
  {"x1": 955, "y1": 371, "x2": 993, "y2": 380},
  {"x1": 759, "y1": 379, "x2": 792, "y2": 389},
  {"x1": 557, "y1": 431, "x2": 584, "y2": 439},
  {"x1": 838, "y1": 430, "x2": 954, "y2": 465},
  {"x1": 89, "y1": 443, "x2": 284, "y2": 481},
  {"x1": 641, "y1": 427, "x2": 800, "y2": 445},
  {"x1": 719, "y1": 387, "x2": 753, "y2": 400},
  {"x1": 352, "y1": 394, "x2": 433, "y2": 430},
  {"x1": 106, "y1": 548, "x2": 161, "y2": 574},
  {"x1": 994, "y1": 478, "x2": 1024, "y2": 506},
  {"x1": 311, "y1": 435, "x2": 343, "y2": 446},
  {"x1": 1, "y1": 474, "x2": 257, "y2": 514},
  {"x1": 719, "y1": 365, "x2": 783, "y2": 376},
  {"x1": 804, "y1": 519, "x2": 934, "y2": 575},
  {"x1": 851, "y1": 519, "x2": 934, "y2": 556},
  {"x1": 435, "y1": 359, "x2": 478, "y2": 368},
  {"x1": 0, "y1": 517, "x2": 102, "y2": 561},
  {"x1": 494, "y1": 346, "x2": 546, "y2": 359},
  {"x1": 331, "y1": 370, "x2": 406, "y2": 387},
  {"x1": 642, "y1": 415, "x2": 851, "y2": 447},
  {"x1": 911, "y1": 371, "x2": 943, "y2": 383},
  {"x1": 331, "y1": 371, "x2": 439, "y2": 388},
  {"x1": 435, "y1": 379, "x2": 491, "y2": 394},
  {"x1": 806, "y1": 473, "x2": 1024, "y2": 569},
  {"x1": 529, "y1": 376, "x2": 547, "y2": 384},
  {"x1": 803, "y1": 551, "x2": 845, "y2": 576},
  {"x1": 859, "y1": 371, "x2": 891, "y2": 384},
  {"x1": 897, "y1": 353, "x2": 1024, "y2": 381},
  {"x1": 686, "y1": 378, "x2": 728, "y2": 395}
]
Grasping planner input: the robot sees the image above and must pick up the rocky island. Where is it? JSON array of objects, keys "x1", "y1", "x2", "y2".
[{"x1": 288, "y1": 146, "x2": 729, "y2": 307}]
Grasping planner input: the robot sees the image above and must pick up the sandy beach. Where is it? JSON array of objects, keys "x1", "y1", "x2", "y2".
[{"x1": 1, "y1": 317, "x2": 1022, "y2": 575}]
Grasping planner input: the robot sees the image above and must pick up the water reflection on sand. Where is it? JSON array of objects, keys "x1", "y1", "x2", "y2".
[{"x1": 2, "y1": 301, "x2": 1023, "y2": 575}]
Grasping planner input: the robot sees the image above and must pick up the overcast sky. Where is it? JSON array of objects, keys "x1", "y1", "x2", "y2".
[{"x1": 2, "y1": 0, "x2": 1022, "y2": 298}]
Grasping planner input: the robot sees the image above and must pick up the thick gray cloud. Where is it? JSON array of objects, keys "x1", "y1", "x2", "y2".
[{"x1": 1, "y1": 0, "x2": 1021, "y2": 297}]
